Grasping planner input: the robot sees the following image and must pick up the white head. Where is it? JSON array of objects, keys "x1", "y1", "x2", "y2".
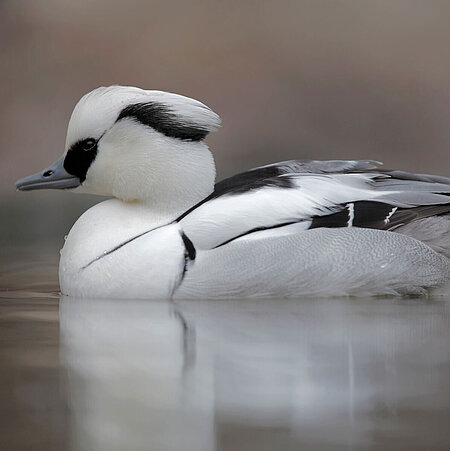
[{"x1": 17, "y1": 85, "x2": 221, "y2": 211}]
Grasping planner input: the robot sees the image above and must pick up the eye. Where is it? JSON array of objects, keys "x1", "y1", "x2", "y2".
[
  {"x1": 64, "y1": 137, "x2": 100, "y2": 182},
  {"x1": 82, "y1": 139, "x2": 97, "y2": 151}
]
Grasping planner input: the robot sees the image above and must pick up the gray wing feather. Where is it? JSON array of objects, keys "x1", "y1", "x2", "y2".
[
  {"x1": 369, "y1": 176, "x2": 450, "y2": 206},
  {"x1": 257, "y1": 159, "x2": 381, "y2": 174},
  {"x1": 261, "y1": 160, "x2": 450, "y2": 206},
  {"x1": 382, "y1": 170, "x2": 450, "y2": 185}
]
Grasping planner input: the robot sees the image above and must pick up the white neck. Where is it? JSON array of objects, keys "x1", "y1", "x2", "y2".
[{"x1": 130, "y1": 142, "x2": 216, "y2": 219}]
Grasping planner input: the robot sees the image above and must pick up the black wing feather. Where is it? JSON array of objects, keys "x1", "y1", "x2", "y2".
[{"x1": 310, "y1": 201, "x2": 450, "y2": 231}]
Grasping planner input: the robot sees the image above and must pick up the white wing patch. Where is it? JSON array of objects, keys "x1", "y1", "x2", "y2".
[
  {"x1": 346, "y1": 202, "x2": 355, "y2": 227},
  {"x1": 384, "y1": 207, "x2": 398, "y2": 225}
]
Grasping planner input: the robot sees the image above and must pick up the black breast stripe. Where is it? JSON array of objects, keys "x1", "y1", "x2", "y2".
[
  {"x1": 81, "y1": 224, "x2": 167, "y2": 270},
  {"x1": 179, "y1": 232, "x2": 196, "y2": 283},
  {"x1": 181, "y1": 233, "x2": 196, "y2": 261}
]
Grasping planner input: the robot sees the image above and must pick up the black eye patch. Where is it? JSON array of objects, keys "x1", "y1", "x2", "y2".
[{"x1": 64, "y1": 138, "x2": 98, "y2": 183}]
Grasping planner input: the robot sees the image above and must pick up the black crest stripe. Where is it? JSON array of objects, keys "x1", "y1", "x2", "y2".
[{"x1": 116, "y1": 102, "x2": 209, "y2": 141}]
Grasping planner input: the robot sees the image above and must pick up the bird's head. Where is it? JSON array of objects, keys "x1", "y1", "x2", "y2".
[{"x1": 16, "y1": 86, "x2": 220, "y2": 204}]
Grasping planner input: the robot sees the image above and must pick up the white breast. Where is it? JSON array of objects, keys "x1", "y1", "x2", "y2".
[{"x1": 59, "y1": 199, "x2": 186, "y2": 299}]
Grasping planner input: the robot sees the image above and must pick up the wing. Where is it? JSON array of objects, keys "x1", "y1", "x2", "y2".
[{"x1": 178, "y1": 160, "x2": 450, "y2": 250}]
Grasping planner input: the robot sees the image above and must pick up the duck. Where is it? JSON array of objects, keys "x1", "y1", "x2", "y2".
[{"x1": 15, "y1": 85, "x2": 450, "y2": 299}]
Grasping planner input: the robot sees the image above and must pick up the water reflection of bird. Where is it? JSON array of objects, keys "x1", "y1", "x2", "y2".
[
  {"x1": 16, "y1": 86, "x2": 450, "y2": 298},
  {"x1": 59, "y1": 296, "x2": 450, "y2": 450}
]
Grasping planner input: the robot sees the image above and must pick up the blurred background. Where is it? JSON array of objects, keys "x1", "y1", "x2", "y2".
[
  {"x1": 1, "y1": 3, "x2": 450, "y2": 450},
  {"x1": 1, "y1": 0, "x2": 450, "y2": 254}
]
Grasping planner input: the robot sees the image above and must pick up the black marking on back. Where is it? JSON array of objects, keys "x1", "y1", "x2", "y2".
[
  {"x1": 213, "y1": 166, "x2": 295, "y2": 196},
  {"x1": 176, "y1": 166, "x2": 295, "y2": 222},
  {"x1": 64, "y1": 138, "x2": 98, "y2": 183},
  {"x1": 117, "y1": 102, "x2": 209, "y2": 141}
]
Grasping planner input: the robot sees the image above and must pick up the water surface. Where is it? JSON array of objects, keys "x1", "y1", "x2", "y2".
[{"x1": 1, "y1": 251, "x2": 449, "y2": 450}]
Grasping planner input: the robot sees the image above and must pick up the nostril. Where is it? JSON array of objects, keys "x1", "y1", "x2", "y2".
[{"x1": 43, "y1": 170, "x2": 54, "y2": 177}]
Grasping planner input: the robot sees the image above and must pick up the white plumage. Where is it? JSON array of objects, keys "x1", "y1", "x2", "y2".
[{"x1": 15, "y1": 86, "x2": 450, "y2": 299}]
